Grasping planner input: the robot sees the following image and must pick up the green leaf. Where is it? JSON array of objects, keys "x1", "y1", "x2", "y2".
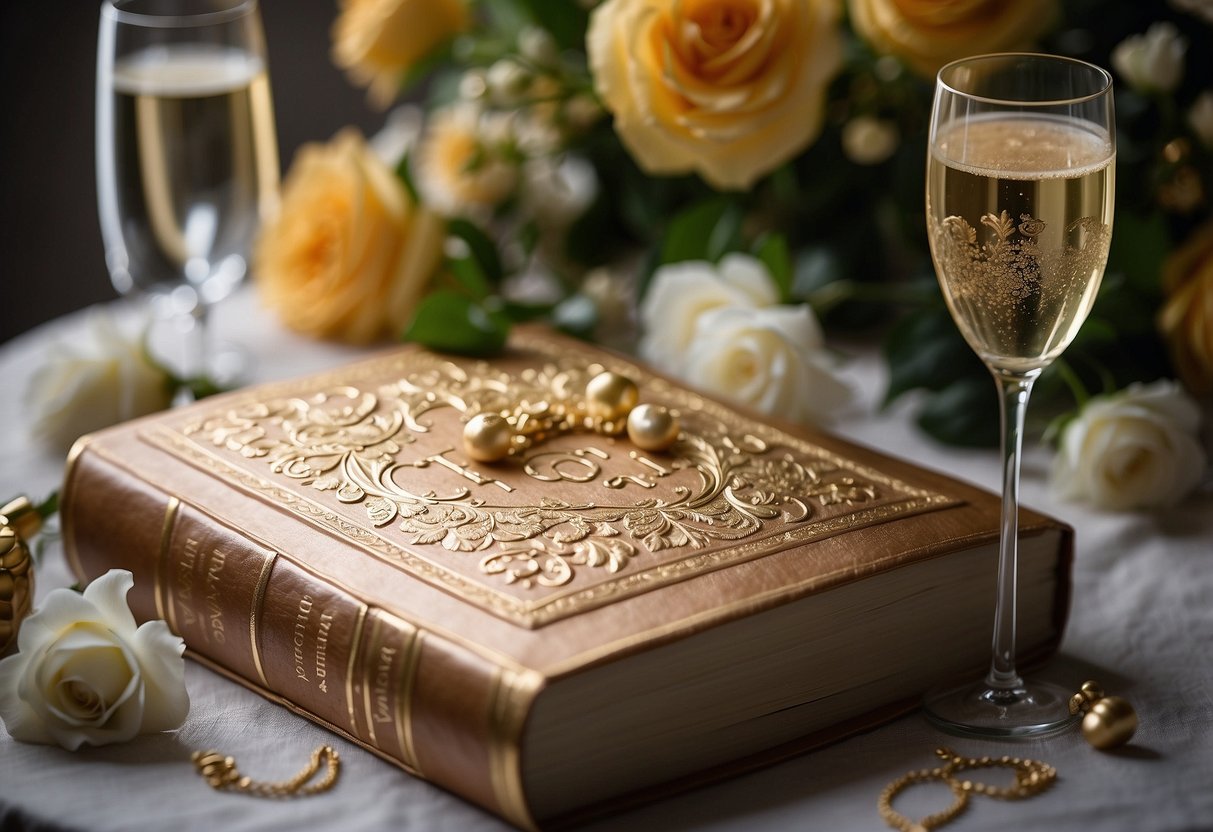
[
  {"x1": 753, "y1": 233, "x2": 793, "y2": 302},
  {"x1": 447, "y1": 218, "x2": 505, "y2": 285},
  {"x1": 916, "y1": 376, "x2": 1000, "y2": 447},
  {"x1": 403, "y1": 291, "x2": 511, "y2": 355},
  {"x1": 659, "y1": 197, "x2": 743, "y2": 266},
  {"x1": 509, "y1": 0, "x2": 588, "y2": 49},
  {"x1": 551, "y1": 294, "x2": 598, "y2": 339},
  {"x1": 447, "y1": 256, "x2": 493, "y2": 301},
  {"x1": 395, "y1": 151, "x2": 420, "y2": 205},
  {"x1": 882, "y1": 307, "x2": 983, "y2": 405}
]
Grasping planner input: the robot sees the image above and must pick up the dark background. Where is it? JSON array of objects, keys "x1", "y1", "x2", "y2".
[{"x1": 0, "y1": 1, "x2": 384, "y2": 343}]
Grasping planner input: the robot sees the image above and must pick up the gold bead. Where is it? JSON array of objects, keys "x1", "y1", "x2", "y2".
[
  {"x1": 462, "y1": 413, "x2": 514, "y2": 463},
  {"x1": 586, "y1": 372, "x2": 639, "y2": 422},
  {"x1": 626, "y1": 404, "x2": 680, "y2": 451},
  {"x1": 1082, "y1": 695, "x2": 1138, "y2": 750}
]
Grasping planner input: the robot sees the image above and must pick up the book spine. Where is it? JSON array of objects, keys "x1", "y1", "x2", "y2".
[{"x1": 61, "y1": 440, "x2": 539, "y2": 830}]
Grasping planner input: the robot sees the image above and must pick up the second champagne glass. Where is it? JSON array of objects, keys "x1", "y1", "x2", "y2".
[
  {"x1": 96, "y1": 0, "x2": 279, "y2": 386},
  {"x1": 923, "y1": 53, "x2": 1115, "y2": 737}
]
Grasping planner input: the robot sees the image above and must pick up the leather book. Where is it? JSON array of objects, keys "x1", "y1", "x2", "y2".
[{"x1": 62, "y1": 327, "x2": 1073, "y2": 829}]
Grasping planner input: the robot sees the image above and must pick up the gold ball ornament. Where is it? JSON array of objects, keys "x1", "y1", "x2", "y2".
[
  {"x1": 463, "y1": 413, "x2": 514, "y2": 463},
  {"x1": 585, "y1": 372, "x2": 639, "y2": 422},
  {"x1": 1070, "y1": 680, "x2": 1138, "y2": 750},
  {"x1": 1082, "y1": 696, "x2": 1138, "y2": 750},
  {"x1": 1, "y1": 496, "x2": 41, "y2": 656},
  {"x1": 626, "y1": 404, "x2": 680, "y2": 452}
]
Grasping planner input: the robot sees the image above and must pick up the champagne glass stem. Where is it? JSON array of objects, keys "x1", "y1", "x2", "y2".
[
  {"x1": 986, "y1": 370, "x2": 1037, "y2": 694},
  {"x1": 187, "y1": 303, "x2": 210, "y2": 382}
]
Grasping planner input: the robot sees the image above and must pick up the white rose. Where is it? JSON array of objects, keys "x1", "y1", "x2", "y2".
[
  {"x1": 27, "y1": 312, "x2": 174, "y2": 451},
  {"x1": 0, "y1": 570, "x2": 188, "y2": 750},
  {"x1": 1111, "y1": 22, "x2": 1187, "y2": 94},
  {"x1": 639, "y1": 254, "x2": 780, "y2": 371},
  {"x1": 1189, "y1": 91, "x2": 1213, "y2": 150},
  {"x1": 682, "y1": 304, "x2": 853, "y2": 423},
  {"x1": 1051, "y1": 381, "x2": 1208, "y2": 511}
]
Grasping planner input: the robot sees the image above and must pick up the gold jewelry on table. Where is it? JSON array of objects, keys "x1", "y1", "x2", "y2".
[
  {"x1": 1069, "y1": 680, "x2": 1138, "y2": 750},
  {"x1": 461, "y1": 370, "x2": 681, "y2": 462},
  {"x1": 878, "y1": 747, "x2": 1057, "y2": 832},
  {"x1": 1, "y1": 496, "x2": 41, "y2": 655},
  {"x1": 192, "y1": 745, "x2": 340, "y2": 797}
]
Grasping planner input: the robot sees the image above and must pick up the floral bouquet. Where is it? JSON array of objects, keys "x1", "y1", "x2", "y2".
[{"x1": 153, "y1": 0, "x2": 1213, "y2": 508}]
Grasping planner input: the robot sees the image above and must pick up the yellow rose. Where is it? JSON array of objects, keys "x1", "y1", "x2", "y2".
[
  {"x1": 255, "y1": 129, "x2": 446, "y2": 344},
  {"x1": 332, "y1": 0, "x2": 471, "y2": 107},
  {"x1": 847, "y1": 0, "x2": 1055, "y2": 79},
  {"x1": 1159, "y1": 221, "x2": 1213, "y2": 394},
  {"x1": 587, "y1": 0, "x2": 843, "y2": 190}
]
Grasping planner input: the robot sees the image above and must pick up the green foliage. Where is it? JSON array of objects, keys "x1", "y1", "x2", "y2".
[{"x1": 402, "y1": 290, "x2": 511, "y2": 355}]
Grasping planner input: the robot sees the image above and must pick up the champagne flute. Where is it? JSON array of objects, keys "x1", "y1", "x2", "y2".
[
  {"x1": 923, "y1": 53, "x2": 1115, "y2": 737},
  {"x1": 96, "y1": 0, "x2": 279, "y2": 387}
]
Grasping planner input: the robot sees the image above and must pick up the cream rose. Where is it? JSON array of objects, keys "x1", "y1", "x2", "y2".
[
  {"x1": 0, "y1": 570, "x2": 188, "y2": 750},
  {"x1": 1111, "y1": 22, "x2": 1187, "y2": 95},
  {"x1": 1159, "y1": 221, "x2": 1213, "y2": 395},
  {"x1": 639, "y1": 253, "x2": 780, "y2": 369},
  {"x1": 847, "y1": 0, "x2": 1055, "y2": 79},
  {"x1": 1190, "y1": 91, "x2": 1213, "y2": 150},
  {"x1": 27, "y1": 313, "x2": 173, "y2": 451},
  {"x1": 1051, "y1": 381, "x2": 1207, "y2": 511},
  {"x1": 682, "y1": 305, "x2": 852, "y2": 422},
  {"x1": 332, "y1": 0, "x2": 471, "y2": 107},
  {"x1": 587, "y1": 0, "x2": 843, "y2": 190},
  {"x1": 256, "y1": 129, "x2": 446, "y2": 344}
]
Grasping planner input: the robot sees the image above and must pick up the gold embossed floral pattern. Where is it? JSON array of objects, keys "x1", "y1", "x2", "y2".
[{"x1": 184, "y1": 354, "x2": 876, "y2": 590}]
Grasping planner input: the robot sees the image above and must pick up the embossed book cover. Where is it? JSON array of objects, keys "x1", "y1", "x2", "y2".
[{"x1": 62, "y1": 328, "x2": 1072, "y2": 829}]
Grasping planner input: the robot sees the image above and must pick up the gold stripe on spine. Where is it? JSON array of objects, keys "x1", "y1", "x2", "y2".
[
  {"x1": 362, "y1": 616, "x2": 382, "y2": 748},
  {"x1": 60, "y1": 435, "x2": 93, "y2": 584},
  {"x1": 346, "y1": 604, "x2": 369, "y2": 734},
  {"x1": 249, "y1": 552, "x2": 277, "y2": 689},
  {"x1": 398, "y1": 625, "x2": 424, "y2": 775},
  {"x1": 155, "y1": 497, "x2": 181, "y2": 627},
  {"x1": 488, "y1": 667, "x2": 543, "y2": 831}
]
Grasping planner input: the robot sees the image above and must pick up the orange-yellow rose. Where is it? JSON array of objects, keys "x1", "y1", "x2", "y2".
[
  {"x1": 332, "y1": 0, "x2": 470, "y2": 107},
  {"x1": 587, "y1": 0, "x2": 843, "y2": 190},
  {"x1": 255, "y1": 129, "x2": 445, "y2": 344},
  {"x1": 1159, "y1": 221, "x2": 1213, "y2": 394},
  {"x1": 847, "y1": 0, "x2": 1055, "y2": 79}
]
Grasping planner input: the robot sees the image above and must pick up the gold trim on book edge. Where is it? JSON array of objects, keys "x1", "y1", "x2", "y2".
[
  {"x1": 488, "y1": 667, "x2": 543, "y2": 832},
  {"x1": 362, "y1": 616, "x2": 382, "y2": 749},
  {"x1": 60, "y1": 435, "x2": 92, "y2": 584},
  {"x1": 155, "y1": 498, "x2": 180, "y2": 627},
  {"x1": 145, "y1": 425, "x2": 954, "y2": 628},
  {"x1": 398, "y1": 625, "x2": 424, "y2": 775},
  {"x1": 249, "y1": 553, "x2": 276, "y2": 689},
  {"x1": 346, "y1": 604, "x2": 369, "y2": 734}
]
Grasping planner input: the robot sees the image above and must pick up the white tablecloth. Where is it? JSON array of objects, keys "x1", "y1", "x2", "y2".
[{"x1": 2, "y1": 290, "x2": 1211, "y2": 832}]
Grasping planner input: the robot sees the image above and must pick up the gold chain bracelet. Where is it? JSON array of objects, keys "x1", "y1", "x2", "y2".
[
  {"x1": 878, "y1": 748, "x2": 1056, "y2": 832},
  {"x1": 192, "y1": 745, "x2": 341, "y2": 798}
]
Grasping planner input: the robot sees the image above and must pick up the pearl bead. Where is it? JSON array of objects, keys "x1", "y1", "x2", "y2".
[
  {"x1": 586, "y1": 372, "x2": 639, "y2": 421},
  {"x1": 626, "y1": 404, "x2": 680, "y2": 451},
  {"x1": 1081, "y1": 696, "x2": 1138, "y2": 749},
  {"x1": 463, "y1": 413, "x2": 513, "y2": 463}
]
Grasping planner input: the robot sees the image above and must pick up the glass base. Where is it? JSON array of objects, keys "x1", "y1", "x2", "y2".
[{"x1": 923, "y1": 678, "x2": 1079, "y2": 739}]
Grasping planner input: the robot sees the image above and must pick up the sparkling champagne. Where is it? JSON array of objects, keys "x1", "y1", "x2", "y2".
[
  {"x1": 99, "y1": 44, "x2": 279, "y2": 303},
  {"x1": 927, "y1": 115, "x2": 1115, "y2": 374}
]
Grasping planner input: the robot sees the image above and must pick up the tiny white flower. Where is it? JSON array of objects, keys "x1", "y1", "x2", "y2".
[
  {"x1": 639, "y1": 254, "x2": 780, "y2": 370},
  {"x1": 1051, "y1": 380, "x2": 1207, "y2": 511},
  {"x1": 26, "y1": 312, "x2": 174, "y2": 451},
  {"x1": 682, "y1": 304, "x2": 852, "y2": 423},
  {"x1": 1111, "y1": 22, "x2": 1187, "y2": 94},
  {"x1": 518, "y1": 25, "x2": 560, "y2": 67},
  {"x1": 520, "y1": 154, "x2": 598, "y2": 232},
  {"x1": 842, "y1": 116, "x2": 899, "y2": 165},
  {"x1": 0, "y1": 570, "x2": 188, "y2": 750},
  {"x1": 1189, "y1": 91, "x2": 1213, "y2": 149},
  {"x1": 414, "y1": 104, "x2": 519, "y2": 218},
  {"x1": 486, "y1": 58, "x2": 532, "y2": 106}
]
